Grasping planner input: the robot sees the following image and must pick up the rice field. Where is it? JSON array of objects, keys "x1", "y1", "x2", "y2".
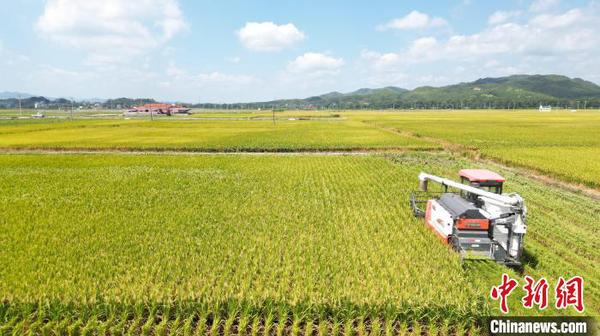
[
  {"x1": 0, "y1": 152, "x2": 597, "y2": 335},
  {"x1": 0, "y1": 110, "x2": 598, "y2": 334},
  {"x1": 0, "y1": 118, "x2": 435, "y2": 151},
  {"x1": 366, "y1": 109, "x2": 600, "y2": 188}
]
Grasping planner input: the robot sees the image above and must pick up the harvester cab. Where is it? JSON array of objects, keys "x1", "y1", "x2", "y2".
[
  {"x1": 410, "y1": 169, "x2": 526, "y2": 267},
  {"x1": 459, "y1": 169, "x2": 504, "y2": 203}
]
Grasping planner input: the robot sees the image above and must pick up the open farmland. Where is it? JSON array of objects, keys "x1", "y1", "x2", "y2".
[
  {"x1": 0, "y1": 110, "x2": 599, "y2": 335},
  {"x1": 1, "y1": 109, "x2": 600, "y2": 187},
  {"x1": 0, "y1": 152, "x2": 598, "y2": 335},
  {"x1": 365, "y1": 110, "x2": 600, "y2": 188},
  {"x1": 0, "y1": 118, "x2": 435, "y2": 152}
]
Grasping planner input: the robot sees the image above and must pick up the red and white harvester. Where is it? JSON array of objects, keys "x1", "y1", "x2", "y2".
[{"x1": 410, "y1": 169, "x2": 527, "y2": 267}]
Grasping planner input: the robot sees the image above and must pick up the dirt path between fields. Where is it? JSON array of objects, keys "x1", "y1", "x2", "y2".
[
  {"x1": 365, "y1": 121, "x2": 600, "y2": 200},
  {"x1": 480, "y1": 159, "x2": 600, "y2": 200},
  {"x1": 0, "y1": 148, "x2": 401, "y2": 156}
]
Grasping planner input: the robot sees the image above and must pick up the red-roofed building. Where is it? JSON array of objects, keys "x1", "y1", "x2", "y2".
[{"x1": 127, "y1": 103, "x2": 190, "y2": 116}]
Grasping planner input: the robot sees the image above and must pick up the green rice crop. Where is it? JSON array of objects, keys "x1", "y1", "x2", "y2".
[
  {"x1": 0, "y1": 152, "x2": 597, "y2": 334},
  {"x1": 0, "y1": 118, "x2": 435, "y2": 151}
]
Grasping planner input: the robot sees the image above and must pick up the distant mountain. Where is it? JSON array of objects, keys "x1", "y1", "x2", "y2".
[
  {"x1": 0, "y1": 95, "x2": 159, "y2": 109},
  {"x1": 194, "y1": 74, "x2": 600, "y2": 109},
  {"x1": 0, "y1": 96, "x2": 53, "y2": 109},
  {"x1": 104, "y1": 98, "x2": 156, "y2": 107},
  {"x1": 472, "y1": 75, "x2": 600, "y2": 99},
  {"x1": 318, "y1": 91, "x2": 345, "y2": 99},
  {"x1": 348, "y1": 87, "x2": 409, "y2": 96},
  {"x1": 224, "y1": 86, "x2": 412, "y2": 109},
  {"x1": 0, "y1": 92, "x2": 36, "y2": 99},
  {"x1": 79, "y1": 98, "x2": 107, "y2": 104},
  {"x1": 3, "y1": 74, "x2": 600, "y2": 110}
]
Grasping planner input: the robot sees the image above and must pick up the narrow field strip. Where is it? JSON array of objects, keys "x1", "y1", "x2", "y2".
[
  {"x1": 0, "y1": 119, "x2": 438, "y2": 151},
  {"x1": 0, "y1": 147, "x2": 438, "y2": 155},
  {"x1": 2, "y1": 146, "x2": 598, "y2": 200}
]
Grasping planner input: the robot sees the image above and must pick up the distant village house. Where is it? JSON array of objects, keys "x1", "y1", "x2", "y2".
[{"x1": 126, "y1": 103, "x2": 191, "y2": 116}]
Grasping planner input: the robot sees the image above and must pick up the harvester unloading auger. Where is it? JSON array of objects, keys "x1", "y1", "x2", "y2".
[{"x1": 410, "y1": 169, "x2": 527, "y2": 267}]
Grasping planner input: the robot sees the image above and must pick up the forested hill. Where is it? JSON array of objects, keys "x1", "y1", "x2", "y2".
[
  {"x1": 3, "y1": 74, "x2": 600, "y2": 110},
  {"x1": 195, "y1": 75, "x2": 600, "y2": 109}
]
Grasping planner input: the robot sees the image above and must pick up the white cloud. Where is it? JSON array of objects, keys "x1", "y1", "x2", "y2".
[
  {"x1": 271, "y1": 53, "x2": 347, "y2": 97},
  {"x1": 361, "y1": 4, "x2": 600, "y2": 87},
  {"x1": 360, "y1": 50, "x2": 402, "y2": 71},
  {"x1": 488, "y1": 11, "x2": 522, "y2": 25},
  {"x1": 530, "y1": 8, "x2": 583, "y2": 28},
  {"x1": 237, "y1": 22, "x2": 305, "y2": 51},
  {"x1": 530, "y1": 0, "x2": 560, "y2": 13},
  {"x1": 359, "y1": 50, "x2": 406, "y2": 86},
  {"x1": 36, "y1": 0, "x2": 188, "y2": 64},
  {"x1": 287, "y1": 53, "x2": 344, "y2": 76},
  {"x1": 407, "y1": 37, "x2": 440, "y2": 58},
  {"x1": 369, "y1": 7, "x2": 599, "y2": 66},
  {"x1": 378, "y1": 11, "x2": 447, "y2": 31}
]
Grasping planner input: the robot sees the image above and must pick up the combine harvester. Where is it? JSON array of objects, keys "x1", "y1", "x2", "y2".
[{"x1": 410, "y1": 169, "x2": 527, "y2": 267}]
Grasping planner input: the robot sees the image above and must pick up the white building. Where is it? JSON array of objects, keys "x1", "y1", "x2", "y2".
[{"x1": 539, "y1": 105, "x2": 552, "y2": 112}]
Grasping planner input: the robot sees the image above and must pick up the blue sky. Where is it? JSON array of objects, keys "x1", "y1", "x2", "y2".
[{"x1": 1, "y1": 0, "x2": 598, "y2": 102}]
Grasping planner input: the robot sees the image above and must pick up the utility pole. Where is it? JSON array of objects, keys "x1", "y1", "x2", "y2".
[
  {"x1": 271, "y1": 98, "x2": 276, "y2": 125},
  {"x1": 18, "y1": 96, "x2": 22, "y2": 117},
  {"x1": 70, "y1": 98, "x2": 74, "y2": 120}
]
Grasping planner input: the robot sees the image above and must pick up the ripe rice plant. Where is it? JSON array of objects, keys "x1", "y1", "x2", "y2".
[
  {"x1": 368, "y1": 109, "x2": 600, "y2": 188},
  {"x1": 0, "y1": 152, "x2": 597, "y2": 334},
  {"x1": 2, "y1": 109, "x2": 599, "y2": 189},
  {"x1": 0, "y1": 154, "x2": 468, "y2": 333},
  {"x1": 0, "y1": 118, "x2": 435, "y2": 152}
]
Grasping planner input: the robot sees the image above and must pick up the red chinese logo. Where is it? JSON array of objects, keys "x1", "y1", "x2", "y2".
[
  {"x1": 491, "y1": 274, "x2": 585, "y2": 314},
  {"x1": 522, "y1": 275, "x2": 548, "y2": 310},
  {"x1": 555, "y1": 276, "x2": 585, "y2": 313},
  {"x1": 490, "y1": 273, "x2": 518, "y2": 313}
]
